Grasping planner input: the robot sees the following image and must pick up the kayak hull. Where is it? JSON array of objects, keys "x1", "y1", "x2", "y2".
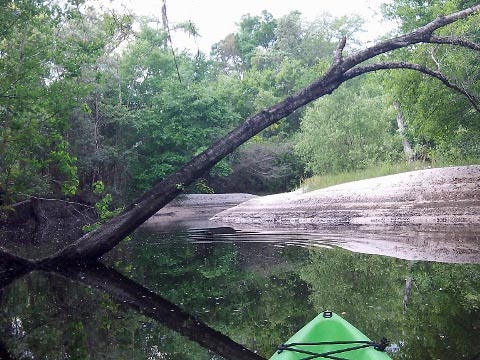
[{"x1": 270, "y1": 311, "x2": 392, "y2": 360}]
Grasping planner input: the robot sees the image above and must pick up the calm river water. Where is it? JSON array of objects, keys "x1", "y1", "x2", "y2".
[{"x1": 1, "y1": 219, "x2": 480, "y2": 359}]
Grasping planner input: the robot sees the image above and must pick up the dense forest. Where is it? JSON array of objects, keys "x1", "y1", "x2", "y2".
[{"x1": 1, "y1": 0, "x2": 479, "y2": 207}]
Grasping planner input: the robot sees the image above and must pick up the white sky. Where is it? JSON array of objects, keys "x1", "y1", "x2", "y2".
[{"x1": 101, "y1": 0, "x2": 395, "y2": 53}]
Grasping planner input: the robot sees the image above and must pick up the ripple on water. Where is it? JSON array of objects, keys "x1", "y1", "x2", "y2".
[{"x1": 140, "y1": 225, "x2": 480, "y2": 264}]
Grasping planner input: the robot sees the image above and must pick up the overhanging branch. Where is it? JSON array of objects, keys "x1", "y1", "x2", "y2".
[
  {"x1": 334, "y1": 36, "x2": 347, "y2": 64},
  {"x1": 35, "y1": 5, "x2": 480, "y2": 265},
  {"x1": 430, "y1": 35, "x2": 480, "y2": 51},
  {"x1": 344, "y1": 61, "x2": 480, "y2": 112},
  {"x1": 341, "y1": 5, "x2": 480, "y2": 70}
]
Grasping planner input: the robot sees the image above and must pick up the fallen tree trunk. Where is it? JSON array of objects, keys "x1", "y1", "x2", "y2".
[{"x1": 37, "y1": 5, "x2": 480, "y2": 267}]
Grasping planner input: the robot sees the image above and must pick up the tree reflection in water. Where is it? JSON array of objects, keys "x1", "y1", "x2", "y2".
[
  {"x1": 1, "y1": 230, "x2": 480, "y2": 359},
  {"x1": 0, "y1": 251, "x2": 264, "y2": 359}
]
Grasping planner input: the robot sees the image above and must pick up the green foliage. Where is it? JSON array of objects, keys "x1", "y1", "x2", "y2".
[
  {"x1": 49, "y1": 140, "x2": 79, "y2": 196},
  {"x1": 0, "y1": 1, "x2": 129, "y2": 203},
  {"x1": 115, "y1": 28, "x2": 242, "y2": 192},
  {"x1": 194, "y1": 179, "x2": 215, "y2": 194},
  {"x1": 82, "y1": 181, "x2": 124, "y2": 233},
  {"x1": 295, "y1": 74, "x2": 403, "y2": 175},
  {"x1": 382, "y1": 0, "x2": 480, "y2": 164},
  {"x1": 2, "y1": 0, "x2": 479, "y2": 202},
  {"x1": 212, "y1": 10, "x2": 363, "y2": 75}
]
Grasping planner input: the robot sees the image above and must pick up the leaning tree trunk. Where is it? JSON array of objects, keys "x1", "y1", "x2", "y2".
[{"x1": 37, "y1": 5, "x2": 480, "y2": 267}]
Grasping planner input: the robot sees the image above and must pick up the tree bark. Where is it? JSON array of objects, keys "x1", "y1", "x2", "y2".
[
  {"x1": 403, "y1": 277, "x2": 414, "y2": 314},
  {"x1": 36, "y1": 5, "x2": 480, "y2": 266},
  {"x1": 393, "y1": 101, "x2": 414, "y2": 161}
]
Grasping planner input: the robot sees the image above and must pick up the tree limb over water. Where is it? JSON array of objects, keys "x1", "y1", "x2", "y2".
[
  {"x1": 25, "y1": 4, "x2": 480, "y2": 266},
  {"x1": 344, "y1": 62, "x2": 479, "y2": 111}
]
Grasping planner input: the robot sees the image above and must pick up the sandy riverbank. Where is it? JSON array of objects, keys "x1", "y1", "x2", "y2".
[
  {"x1": 143, "y1": 167, "x2": 480, "y2": 263},
  {"x1": 211, "y1": 165, "x2": 480, "y2": 229},
  {"x1": 145, "y1": 193, "x2": 258, "y2": 229}
]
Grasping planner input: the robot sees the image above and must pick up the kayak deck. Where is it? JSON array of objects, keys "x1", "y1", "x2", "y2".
[{"x1": 270, "y1": 311, "x2": 392, "y2": 360}]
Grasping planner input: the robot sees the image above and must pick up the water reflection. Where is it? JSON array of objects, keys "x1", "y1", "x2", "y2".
[
  {"x1": 0, "y1": 338, "x2": 15, "y2": 360},
  {"x1": 143, "y1": 223, "x2": 480, "y2": 264},
  {"x1": 1, "y1": 224, "x2": 480, "y2": 359},
  {"x1": 61, "y1": 263, "x2": 264, "y2": 360},
  {"x1": 0, "y1": 263, "x2": 263, "y2": 360}
]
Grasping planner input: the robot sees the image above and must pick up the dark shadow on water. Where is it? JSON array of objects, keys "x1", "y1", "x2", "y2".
[{"x1": 0, "y1": 337, "x2": 16, "y2": 360}]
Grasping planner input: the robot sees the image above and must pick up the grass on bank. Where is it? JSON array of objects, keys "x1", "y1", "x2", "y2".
[{"x1": 298, "y1": 160, "x2": 480, "y2": 193}]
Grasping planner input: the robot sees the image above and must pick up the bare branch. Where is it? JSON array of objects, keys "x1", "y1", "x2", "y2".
[
  {"x1": 430, "y1": 35, "x2": 480, "y2": 51},
  {"x1": 341, "y1": 5, "x2": 480, "y2": 70},
  {"x1": 162, "y1": 0, "x2": 182, "y2": 84},
  {"x1": 334, "y1": 36, "x2": 347, "y2": 64},
  {"x1": 17, "y1": 194, "x2": 95, "y2": 209},
  {"x1": 343, "y1": 61, "x2": 480, "y2": 112}
]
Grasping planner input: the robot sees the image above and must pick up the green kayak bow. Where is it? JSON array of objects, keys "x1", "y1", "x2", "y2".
[{"x1": 270, "y1": 311, "x2": 392, "y2": 360}]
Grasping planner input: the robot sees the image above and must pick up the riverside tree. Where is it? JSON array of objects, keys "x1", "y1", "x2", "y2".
[
  {"x1": 37, "y1": 4, "x2": 480, "y2": 266},
  {"x1": 0, "y1": 4, "x2": 478, "y2": 266},
  {"x1": 382, "y1": 0, "x2": 480, "y2": 163},
  {"x1": 2, "y1": 5, "x2": 480, "y2": 360}
]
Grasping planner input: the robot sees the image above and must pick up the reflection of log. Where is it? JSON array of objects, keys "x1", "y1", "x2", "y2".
[
  {"x1": 0, "y1": 248, "x2": 33, "y2": 290},
  {"x1": 0, "y1": 338, "x2": 17, "y2": 360},
  {"x1": 0, "y1": 253, "x2": 22, "y2": 360},
  {"x1": 0, "y1": 247, "x2": 34, "y2": 269},
  {"x1": 58, "y1": 263, "x2": 265, "y2": 360},
  {"x1": 0, "y1": 251, "x2": 264, "y2": 359},
  {"x1": 403, "y1": 277, "x2": 414, "y2": 314}
]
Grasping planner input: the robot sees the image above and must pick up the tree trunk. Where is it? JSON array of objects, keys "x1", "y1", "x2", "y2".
[
  {"x1": 34, "y1": 5, "x2": 480, "y2": 266},
  {"x1": 403, "y1": 277, "x2": 414, "y2": 314},
  {"x1": 393, "y1": 101, "x2": 414, "y2": 162}
]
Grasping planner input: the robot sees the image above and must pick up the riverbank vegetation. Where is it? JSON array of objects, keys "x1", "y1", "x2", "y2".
[
  {"x1": 299, "y1": 161, "x2": 427, "y2": 192},
  {"x1": 1, "y1": 0, "x2": 479, "y2": 207}
]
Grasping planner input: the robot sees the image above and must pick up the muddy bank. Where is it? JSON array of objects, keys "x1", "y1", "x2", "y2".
[
  {"x1": 211, "y1": 166, "x2": 480, "y2": 229},
  {"x1": 0, "y1": 198, "x2": 97, "y2": 258}
]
